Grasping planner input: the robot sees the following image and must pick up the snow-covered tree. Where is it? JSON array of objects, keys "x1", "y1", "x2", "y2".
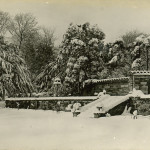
[
  {"x1": 36, "y1": 22, "x2": 105, "y2": 95},
  {"x1": 0, "y1": 37, "x2": 33, "y2": 99},
  {"x1": 100, "y1": 40, "x2": 132, "y2": 78},
  {"x1": 130, "y1": 34, "x2": 150, "y2": 70}
]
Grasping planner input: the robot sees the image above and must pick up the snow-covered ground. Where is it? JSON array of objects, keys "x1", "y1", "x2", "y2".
[{"x1": 0, "y1": 108, "x2": 150, "y2": 150}]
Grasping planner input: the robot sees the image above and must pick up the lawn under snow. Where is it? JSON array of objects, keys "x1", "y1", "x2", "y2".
[{"x1": 0, "y1": 108, "x2": 150, "y2": 150}]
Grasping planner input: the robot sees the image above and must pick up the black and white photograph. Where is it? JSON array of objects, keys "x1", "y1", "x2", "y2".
[{"x1": 0, "y1": 0, "x2": 150, "y2": 150}]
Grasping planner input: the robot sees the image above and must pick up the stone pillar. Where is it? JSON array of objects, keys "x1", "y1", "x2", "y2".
[{"x1": 129, "y1": 73, "x2": 133, "y2": 92}]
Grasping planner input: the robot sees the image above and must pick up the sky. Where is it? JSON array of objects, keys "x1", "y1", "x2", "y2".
[{"x1": 1, "y1": 0, "x2": 150, "y2": 45}]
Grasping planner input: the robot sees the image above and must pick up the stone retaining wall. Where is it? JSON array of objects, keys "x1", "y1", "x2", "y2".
[
  {"x1": 82, "y1": 80, "x2": 130, "y2": 96},
  {"x1": 83, "y1": 72, "x2": 150, "y2": 96},
  {"x1": 130, "y1": 97, "x2": 150, "y2": 116},
  {"x1": 134, "y1": 75, "x2": 150, "y2": 94}
]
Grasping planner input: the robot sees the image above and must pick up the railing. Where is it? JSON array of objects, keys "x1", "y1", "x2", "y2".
[
  {"x1": 5, "y1": 96, "x2": 97, "y2": 101},
  {"x1": 5, "y1": 96, "x2": 97, "y2": 110}
]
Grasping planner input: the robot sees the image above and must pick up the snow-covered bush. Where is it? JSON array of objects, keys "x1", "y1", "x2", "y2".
[{"x1": 131, "y1": 58, "x2": 141, "y2": 69}]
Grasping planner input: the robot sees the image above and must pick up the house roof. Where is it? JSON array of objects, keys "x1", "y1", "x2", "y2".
[{"x1": 84, "y1": 77, "x2": 129, "y2": 84}]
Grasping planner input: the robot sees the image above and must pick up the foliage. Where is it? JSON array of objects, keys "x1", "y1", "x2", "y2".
[
  {"x1": 121, "y1": 30, "x2": 144, "y2": 47},
  {"x1": 101, "y1": 40, "x2": 132, "y2": 78},
  {"x1": 129, "y1": 35, "x2": 150, "y2": 70},
  {"x1": 0, "y1": 37, "x2": 33, "y2": 98},
  {"x1": 138, "y1": 102, "x2": 150, "y2": 116},
  {"x1": 33, "y1": 27, "x2": 56, "y2": 74},
  {"x1": 8, "y1": 13, "x2": 38, "y2": 58},
  {"x1": 36, "y1": 23, "x2": 105, "y2": 95},
  {"x1": 0, "y1": 11, "x2": 10, "y2": 36},
  {"x1": 20, "y1": 27, "x2": 57, "y2": 76},
  {"x1": 1, "y1": 9, "x2": 150, "y2": 97},
  {"x1": 8, "y1": 13, "x2": 56, "y2": 77},
  {"x1": 101, "y1": 34, "x2": 150, "y2": 80}
]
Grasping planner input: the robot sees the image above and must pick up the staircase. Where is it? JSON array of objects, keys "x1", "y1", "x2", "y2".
[
  {"x1": 80, "y1": 94, "x2": 110, "y2": 112},
  {"x1": 79, "y1": 95, "x2": 130, "y2": 118}
]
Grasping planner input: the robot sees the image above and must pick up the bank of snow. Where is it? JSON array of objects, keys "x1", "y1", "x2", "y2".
[{"x1": 0, "y1": 108, "x2": 150, "y2": 150}]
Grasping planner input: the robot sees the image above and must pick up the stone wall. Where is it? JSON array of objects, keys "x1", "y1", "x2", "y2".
[
  {"x1": 82, "y1": 74, "x2": 150, "y2": 96},
  {"x1": 82, "y1": 80, "x2": 130, "y2": 96},
  {"x1": 109, "y1": 97, "x2": 150, "y2": 116},
  {"x1": 133, "y1": 75, "x2": 150, "y2": 94},
  {"x1": 130, "y1": 97, "x2": 150, "y2": 116}
]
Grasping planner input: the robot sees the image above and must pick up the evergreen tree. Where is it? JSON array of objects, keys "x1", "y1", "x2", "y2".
[
  {"x1": 0, "y1": 36, "x2": 33, "y2": 99},
  {"x1": 101, "y1": 40, "x2": 132, "y2": 78},
  {"x1": 36, "y1": 23, "x2": 105, "y2": 95}
]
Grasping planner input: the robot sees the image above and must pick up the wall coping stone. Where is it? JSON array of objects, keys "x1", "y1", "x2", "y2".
[{"x1": 84, "y1": 77, "x2": 129, "y2": 84}]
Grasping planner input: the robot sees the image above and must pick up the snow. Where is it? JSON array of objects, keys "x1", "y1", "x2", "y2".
[
  {"x1": 0, "y1": 108, "x2": 150, "y2": 150},
  {"x1": 129, "y1": 89, "x2": 144, "y2": 97},
  {"x1": 140, "y1": 95, "x2": 150, "y2": 98},
  {"x1": 6, "y1": 96, "x2": 97, "y2": 101},
  {"x1": 80, "y1": 95, "x2": 110, "y2": 117},
  {"x1": 131, "y1": 58, "x2": 141, "y2": 69},
  {"x1": 80, "y1": 95, "x2": 130, "y2": 118},
  {"x1": 103, "y1": 95, "x2": 130, "y2": 112},
  {"x1": 80, "y1": 95, "x2": 110, "y2": 112}
]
